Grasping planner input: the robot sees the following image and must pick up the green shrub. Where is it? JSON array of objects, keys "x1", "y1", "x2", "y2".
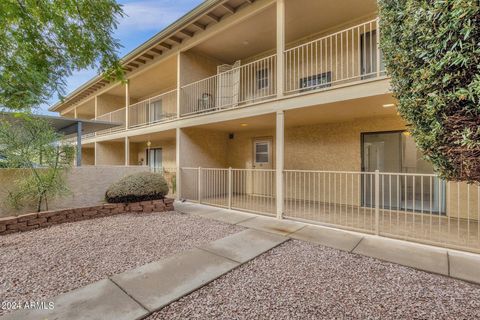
[
  {"x1": 379, "y1": 0, "x2": 480, "y2": 182},
  {"x1": 105, "y1": 172, "x2": 169, "y2": 203}
]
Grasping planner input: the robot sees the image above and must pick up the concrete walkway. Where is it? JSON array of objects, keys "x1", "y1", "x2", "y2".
[
  {"x1": 176, "y1": 202, "x2": 480, "y2": 284},
  {"x1": 3, "y1": 201, "x2": 480, "y2": 320},
  {"x1": 2, "y1": 228, "x2": 287, "y2": 320}
]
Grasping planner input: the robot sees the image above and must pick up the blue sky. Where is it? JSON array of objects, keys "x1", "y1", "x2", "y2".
[{"x1": 41, "y1": 0, "x2": 203, "y2": 115}]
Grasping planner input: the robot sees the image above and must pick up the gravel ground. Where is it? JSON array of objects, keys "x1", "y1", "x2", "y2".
[
  {"x1": 149, "y1": 240, "x2": 480, "y2": 320},
  {"x1": 0, "y1": 211, "x2": 242, "y2": 317}
]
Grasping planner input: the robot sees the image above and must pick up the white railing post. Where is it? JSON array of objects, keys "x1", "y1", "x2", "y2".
[
  {"x1": 176, "y1": 128, "x2": 182, "y2": 201},
  {"x1": 276, "y1": 0, "x2": 285, "y2": 98},
  {"x1": 374, "y1": 169, "x2": 380, "y2": 235},
  {"x1": 198, "y1": 166, "x2": 202, "y2": 203},
  {"x1": 125, "y1": 81, "x2": 130, "y2": 129},
  {"x1": 228, "y1": 167, "x2": 232, "y2": 209},
  {"x1": 276, "y1": 111, "x2": 285, "y2": 219},
  {"x1": 376, "y1": 18, "x2": 381, "y2": 77}
]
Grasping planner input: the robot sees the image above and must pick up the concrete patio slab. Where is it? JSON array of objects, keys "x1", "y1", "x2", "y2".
[
  {"x1": 1, "y1": 279, "x2": 148, "y2": 320},
  {"x1": 174, "y1": 202, "x2": 223, "y2": 215},
  {"x1": 448, "y1": 250, "x2": 480, "y2": 284},
  {"x1": 200, "y1": 229, "x2": 288, "y2": 263},
  {"x1": 111, "y1": 248, "x2": 239, "y2": 312},
  {"x1": 200, "y1": 209, "x2": 256, "y2": 225},
  {"x1": 353, "y1": 236, "x2": 449, "y2": 275},
  {"x1": 238, "y1": 216, "x2": 305, "y2": 236},
  {"x1": 290, "y1": 225, "x2": 364, "y2": 252}
]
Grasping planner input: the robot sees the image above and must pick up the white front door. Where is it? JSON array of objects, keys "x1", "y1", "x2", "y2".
[{"x1": 251, "y1": 138, "x2": 273, "y2": 196}]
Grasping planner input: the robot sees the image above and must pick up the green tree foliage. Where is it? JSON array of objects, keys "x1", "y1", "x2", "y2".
[
  {"x1": 0, "y1": 114, "x2": 75, "y2": 212},
  {"x1": 0, "y1": 0, "x2": 125, "y2": 111},
  {"x1": 379, "y1": 0, "x2": 480, "y2": 182}
]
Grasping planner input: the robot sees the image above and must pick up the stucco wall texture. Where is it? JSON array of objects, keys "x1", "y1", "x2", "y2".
[{"x1": 0, "y1": 166, "x2": 148, "y2": 217}]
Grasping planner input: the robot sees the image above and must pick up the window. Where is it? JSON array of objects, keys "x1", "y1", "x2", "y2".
[
  {"x1": 255, "y1": 142, "x2": 269, "y2": 163},
  {"x1": 256, "y1": 69, "x2": 269, "y2": 90},
  {"x1": 299, "y1": 72, "x2": 332, "y2": 92}
]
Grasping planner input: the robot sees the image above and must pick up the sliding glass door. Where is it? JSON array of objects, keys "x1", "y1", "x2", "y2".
[
  {"x1": 362, "y1": 131, "x2": 445, "y2": 213},
  {"x1": 147, "y1": 148, "x2": 162, "y2": 173}
]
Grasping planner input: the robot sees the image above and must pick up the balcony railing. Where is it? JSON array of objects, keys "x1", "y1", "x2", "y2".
[
  {"x1": 84, "y1": 19, "x2": 387, "y2": 137},
  {"x1": 95, "y1": 107, "x2": 126, "y2": 135},
  {"x1": 180, "y1": 55, "x2": 277, "y2": 116},
  {"x1": 284, "y1": 19, "x2": 385, "y2": 94},
  {"x1": 128, "y1": 89, "x2": 177, "y2": 128}
]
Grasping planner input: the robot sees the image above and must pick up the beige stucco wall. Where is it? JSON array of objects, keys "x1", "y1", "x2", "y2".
[
  {"x1": 285, "y1": 116, "x2": 406, "y2": 171},
  {"x1": 180, "y1": 51, "x2": 225, "y2": 86},
  {"x1": 97, "y1": 93, "x2": 125, "y2": 116},
  {"x1": 179, "y1": 127, "x2": 229, "y2": 168},
  {"x1": 96, "y1": 141, "x2": 125, "y2": 165},
  {"x1": 81, "y1": 148, "x2": 95, "y2": 166},
  {"x1": 0, "y1": 166, "x2": 148, "y2": 217}
]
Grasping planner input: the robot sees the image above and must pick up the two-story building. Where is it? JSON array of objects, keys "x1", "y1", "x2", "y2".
[{"x1": 50, "y1": 0, "x2": 479, "y2": 253}]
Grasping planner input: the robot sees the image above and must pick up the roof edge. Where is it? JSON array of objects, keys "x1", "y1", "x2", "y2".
[{"x1": 49, "y1": 0, "x2": 225, "y2": 112}]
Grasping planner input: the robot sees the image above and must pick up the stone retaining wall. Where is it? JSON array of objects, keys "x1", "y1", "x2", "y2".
[{"x1": 0, "y1": 198, "x2": 174, "y2": 236}]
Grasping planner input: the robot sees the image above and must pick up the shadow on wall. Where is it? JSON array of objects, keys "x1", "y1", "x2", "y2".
[{"x1": 0, "y1": 166, "x2": 149, "y2": 218}]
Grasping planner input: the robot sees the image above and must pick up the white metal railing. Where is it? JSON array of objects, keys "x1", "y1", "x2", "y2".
[
  {"x1": 95, "y1": 107, "x2": 126, "y2": 135},
  {"x1": 284, "y1": 170, "x2": 480, "y2": 252},
  {"x1": 180, "y1": 55, "x2": 277, "y2": 116},
  {"x1": 128, "y1": 90, "x2": 177, "y2": 128},
  {"x1": 179, "y1": 167, "x2": 480, "y2": 252},
  {"x1": 180, "y1": 167, "x2": 276, "y2": 215},
  {"x1": 284, "y1": 19, "x2": 385, "y2": 95}
]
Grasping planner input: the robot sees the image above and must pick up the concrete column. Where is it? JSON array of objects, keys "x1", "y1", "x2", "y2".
[
  {"x1": 125, "y1": 81, "x2": 130, "y2": 129},
  {"x1": 94, "y1": 142, "x2": 98, "y2": 166},
  {"x1": 74, "y1": 108, "x2": 78, "y2": 119},
  {"x1": 76, "y1": 121, "x2": 82, "y2": 167},
  {"x1": 176, "y1": 127, "x2": 181, "y2": 200},
  {"x1": 276, "y1": 0, "x2": 285, "y2": 98},
  {"x1": 125, "y1": 136, "x2": 129, "y2": 166},
  {"x1": 275, "y1": 110, "x2": 284, "y2": 218},
  {"x1": 94, "y1": 96, "x2": 98, "y2": 119},
  {"x1": 176, "y1": 53, "x2": 181, "y2": 118}
]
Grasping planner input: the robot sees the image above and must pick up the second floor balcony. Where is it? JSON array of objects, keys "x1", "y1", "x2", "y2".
[
  {"x1": 84, "y1": 18, "x2": 386, "y2": 140},
  {"x1": 180, "y1": 19, "x2": 385, "y2": 116}
]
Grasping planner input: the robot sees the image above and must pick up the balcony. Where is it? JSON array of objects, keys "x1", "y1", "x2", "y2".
[
  {"x1": 180, "y1": 55, "x2": 277, "y2": 116},
  {"x1": 95, "y1": 107, "x2": 127, "y2": 136},
  {"x1": 128, "y1": 89, "x2": 177, "y2": 128},
  {"x1": 180, "y1": 19, "x2": 385, "y2": 116},
  {"x1": 82, "y1": 19, "x2": 386, "y2": 140}
]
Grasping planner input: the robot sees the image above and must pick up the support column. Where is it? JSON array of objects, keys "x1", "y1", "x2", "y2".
[
  {"x1": 125, "y1": 136, "x2": 129, "y2": 166},
  {"x1": 276, "y1": 0, "x2": 285, "y2": 98},
  {"x1": 176, "y1": 127, "x2": 182, "y2": 200},
  {"x1": 76, "y1": 121, "x2": 82, "y2": 167},
  {"x1": 176, "y1": 53, "x2": 181, "y2": 118},
  {"x1": 94, "y1": 96, "x2": 98, "y2": 119},
  {"x1": 74, "y1": 107, "x2": 78, "y2": 119},
  {"x1": 276, "y1": 111, "x2": 284, "y2": 219},
  {"x1": 94, "y1": 142, "x2": 98, "y2": 166},
  {"x1": 125, "y1": 81, "x2": 130, "y2": 129}
]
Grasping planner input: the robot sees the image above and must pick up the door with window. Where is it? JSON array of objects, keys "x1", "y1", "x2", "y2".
[
  {"x1": 147, "y1": 148, "x2": 162, "y2": 173},
  {"x1": 362, "y1": 131, "x2": 445, "y2": 213},
  {"x1": 251, "y1": 138, "x2": 273, "y2": 196}
]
